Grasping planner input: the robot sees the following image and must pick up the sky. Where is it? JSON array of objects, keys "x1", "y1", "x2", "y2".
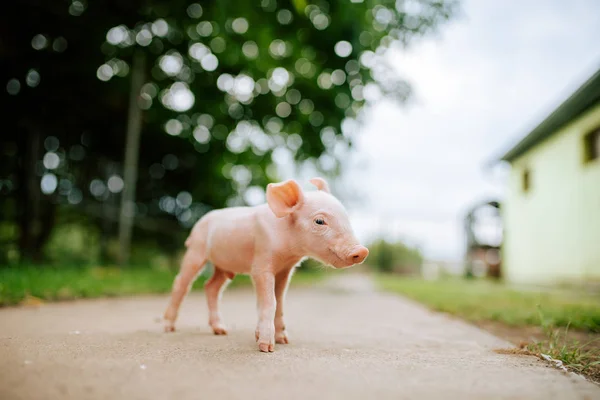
[{"x1": 344, "y1": 0, "x2": 600, "y2": 261}]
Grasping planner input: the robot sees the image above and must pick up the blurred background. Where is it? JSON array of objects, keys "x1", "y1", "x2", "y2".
[
  {"x1": 1, "y1": 0, "x2": 599, "y2": 297},
  {"x1": 0, "y1": 0, "x2": 457, "y2": 272}
]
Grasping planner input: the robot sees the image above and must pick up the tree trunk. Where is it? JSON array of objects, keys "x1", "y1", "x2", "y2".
[{"x1": 118, "y1": 50, "x2": 145, "y2": 266}]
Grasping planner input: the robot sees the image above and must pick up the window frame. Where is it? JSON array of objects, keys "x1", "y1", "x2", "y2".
[
  {"x1": 583, "y1": 127, "x2": 600, "y2": 164},
  {"x1": 521, "y1": 168, "x2": 531, "y2": 193}
]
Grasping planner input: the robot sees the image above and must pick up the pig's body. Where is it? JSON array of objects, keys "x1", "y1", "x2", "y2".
[
  {"x1": 188, "y1": 204, "x2": 303, "y2": 276},
  {"x1": 163, "y1": 178, "x2": 369, "y2": 352}
]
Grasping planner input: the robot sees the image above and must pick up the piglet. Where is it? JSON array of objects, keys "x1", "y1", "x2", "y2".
[{"x1": 163, "y1": 177, "x2": 369, "y2": 352}]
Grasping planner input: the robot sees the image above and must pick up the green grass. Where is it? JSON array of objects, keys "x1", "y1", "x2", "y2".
[
  {"x1": 527, "y1": 308, "x2": 600, "y2": 380},
  {"x1": 0, "y1": 265, "x2": 324, "y2": 307},
  {"x1": 376, "y1": 275, "x2": 600, "y2": 332}
]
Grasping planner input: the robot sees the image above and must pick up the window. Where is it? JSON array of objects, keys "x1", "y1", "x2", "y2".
[
  {"x1": 583, "y1": 127, "x2": 600, "y2": 163},
  {"x1": 521, "y1": 168, "x2": 531, "y2": 193}
]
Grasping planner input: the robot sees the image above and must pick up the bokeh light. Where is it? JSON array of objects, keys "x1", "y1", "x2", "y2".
[
  {"x1": 165, "y1": 119, "x2": 183, "y2": 136},
  {"x1": 43, "y1": 152, "x2": 60, "y2": 170},
  {"x1": 196, "y1": 21, "x2": 213, "y2": 37},
  {"x1": 200, "y1": 54, "x2": 218, "y2": 71},
  {"x1": 44, "y1": 136, "x2": 60, "y2": 152},
  {"x1": 193, "y1": 126, "x2": 210, "y2": 144},
  {"x1": 26, "y1": 70, "x2": 40, "y2": 88},
  {"x1": 210, "y1": 37, "x2": 226, "y2": 53},
  {"x1": 152, "y1": 19, "x2": 169, "y2": 37},
  {"x1": 7, "y1": 79, "x2": 21, "y2": 95},
  {"x1": 242, "y1": 41, "x2": 259, "y2": 59},
  {"x1": 106, "y1": 26, "x2": 128, "y2": 45},
  {"x1": 334, "y1": 41, "x2": 353, "y2": 57},
  {"x1": 243, "y1": 186, "x2": 265, "y2": 206},
  {"x1": 31, "y1": 34, "x2": 48, "y2": 50},
  {"x1": 176, "y1": 191, "x2": 192, "y2": 208},
  {"x1": 159, "y1": 52, "x2": 183, "y2": 76},
  {"x1": 161, "y1": 82, "x2": 195, "y2": 112},
  {"x1": 162, "y1": 154, "x2": 179, "y2": 170},
  {"x1": 135, "y1": 29, "x2": 153, "y2": 46},
  {"x1": 107, "y1": 175, "x2": 124, "y2": 193},
  {"x1": 275, "y1": 102, "x2": 291, "y2": 118},
  {"x1": 67, "y1": 188, "x2": 83, "y2": 205},
  {"x1": 189, "y1": 42, "x2": 210, "y2": 61},
  {"x1": 231, "y1": 18, "x2": 249, "y2": 34},
  {"x1": 52, "y1": 37, "x2": 68, "y2": 52},
  {"x1": 89, "y1": 179, "x2": 107, "y2": 198},
  {"x1": 187, "y1": 3, "x2": 203, "y2": 19},
  {"x1": 276, "y1": 9, "x2": 293, "y2": 25},
  {"x1": 41, "y1": 174, "x2": 58, "y2": 195},
  {"x1": 97, "y1": 64, "x2": 113, "y2": 81},
  {"x1": 68, "y1": 1, "x2": 85, "y2": 16}
]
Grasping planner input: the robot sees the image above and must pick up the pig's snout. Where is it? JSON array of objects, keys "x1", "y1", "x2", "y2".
[{"x1": 347, "y1": 245, "x2": 369, "y2": 265}]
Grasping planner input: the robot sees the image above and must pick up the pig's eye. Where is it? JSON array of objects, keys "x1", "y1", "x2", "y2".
[{"x1": 314, "y1": 218, "x2": 325, "y2": 225}]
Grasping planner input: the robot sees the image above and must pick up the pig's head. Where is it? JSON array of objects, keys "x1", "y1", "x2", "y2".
[{"x1": 266, "y1": 177, "x2": 369, "y2": 268}]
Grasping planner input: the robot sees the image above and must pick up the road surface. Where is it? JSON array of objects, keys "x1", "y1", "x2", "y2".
[{"x1": 1, "y1": 274, "x2": 598, "y2": 399}]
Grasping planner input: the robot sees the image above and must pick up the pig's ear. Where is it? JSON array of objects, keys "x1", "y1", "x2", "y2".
[
  {"x1": 309, "y1": 177, "x2": 331, "y2": 193},
  {"x1": 266, "y1": 179, "x2": 305, "y2": 218}
]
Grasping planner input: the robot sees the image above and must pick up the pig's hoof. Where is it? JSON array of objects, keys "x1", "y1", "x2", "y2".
[
  {"x1": 164, "y1": 323, "x2": 175, "y2": 333},
  {"x1": 258, "y1": 342, "x2": 275, "y2": 352},
  {"x1": 211, "y1": 325, "x2": 228, "y2": 335},
  {"x1": 275, "y1": 331, "x2": 289, "y2": 344}
]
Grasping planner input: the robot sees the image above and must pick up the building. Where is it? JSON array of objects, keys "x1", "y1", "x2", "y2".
[{"x1": 499, "y1": 67, "x2": 600, "y2": 284}]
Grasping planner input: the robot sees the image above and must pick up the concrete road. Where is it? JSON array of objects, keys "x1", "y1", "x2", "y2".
[{"x1": 1, "y1": 275, "x2": 598, "y2": 400}]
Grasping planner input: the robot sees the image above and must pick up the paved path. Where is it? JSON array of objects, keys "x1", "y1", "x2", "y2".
[{"x1": 1, "y1": 274, "x2": 598, "y2": 400}]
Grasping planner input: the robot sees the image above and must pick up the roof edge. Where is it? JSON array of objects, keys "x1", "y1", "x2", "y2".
[{"x1": 498, "y1": 65, "x2": 600, "y2": 163}]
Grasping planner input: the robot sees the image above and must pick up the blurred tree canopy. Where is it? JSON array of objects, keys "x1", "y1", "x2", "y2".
[
  {"x1": 368, "y1": 238, "x2": 423, "y2": 274},
  {"x1": 0, "y1": 0, "x2": 456, "y2": 264}
]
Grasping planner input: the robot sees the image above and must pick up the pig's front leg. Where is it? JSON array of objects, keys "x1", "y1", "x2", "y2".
[
  {"x1": 274, "y1": 268, "x2": 294, "y2": 344},
  {"x1": 252, "y1": 272, "x2": 276, "y2": 352}
]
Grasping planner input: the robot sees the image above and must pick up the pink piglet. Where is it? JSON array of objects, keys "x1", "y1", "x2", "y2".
[{"x1": 163, "y1": 177, "x2": 369, "y2": 352}]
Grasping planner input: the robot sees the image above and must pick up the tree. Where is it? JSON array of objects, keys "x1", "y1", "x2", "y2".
[
  {"x1": 368, "y1": 238, "x2": 423, "y2": 274},
  {"x1": 0, "y1": 0, "x2": 457, "y2": 264}
]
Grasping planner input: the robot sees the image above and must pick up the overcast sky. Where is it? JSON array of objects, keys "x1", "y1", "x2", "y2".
[{"x1": 345, "y1": 0, "x2": 600, "y2": 261}]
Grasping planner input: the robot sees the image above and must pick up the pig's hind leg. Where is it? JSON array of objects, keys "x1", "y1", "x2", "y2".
[
  {"x1": 274, "y1": 268, "x2": 294, "y2": 344},
  {"x1": 205, "y1": 267, "x2": 233, "y2": 335},
  {"x1": 163, "y1": 248, "x2": 206, "y2": 332}
]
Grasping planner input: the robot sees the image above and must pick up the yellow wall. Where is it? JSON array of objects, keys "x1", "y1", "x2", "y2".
[{"x1": 503, "y1": 103, "x2": 600, "y2": 284}]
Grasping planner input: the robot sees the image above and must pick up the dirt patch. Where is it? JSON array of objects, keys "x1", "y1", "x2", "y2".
[
  {"x1": 476, "y1": 320, "x2": 600, "y2": 384},
  {"x1": 493, "y1": 348, "x2": 537, "y2": 356},
  {"x1": 475, "y1": 320, "x2": 600, "y2": 352}
]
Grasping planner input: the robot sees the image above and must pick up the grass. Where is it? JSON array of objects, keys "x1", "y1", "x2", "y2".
[
  {"x1": 377, "y1": 276, "x2": 600, "y2": 332},
  {"x1": 0, "y1": 265, "x2": 324, "y2": 307},
  {"x1": 528, "y1": 308, "x2": 600, "y2": 381},
  {"x1": 377, "y1": 275, "x2": 600, "y2": 382}
]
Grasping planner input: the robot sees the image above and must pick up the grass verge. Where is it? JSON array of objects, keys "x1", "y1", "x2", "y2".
[
  {"x1": 0, "y1": 265, "x2": 324, "y2": 307},
  {"x1": 377, "y1": 275, "x2": 600, "y2": 382}
]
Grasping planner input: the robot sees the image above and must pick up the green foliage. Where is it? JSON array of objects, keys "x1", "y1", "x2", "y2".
[
  {"x1": 367, "y1": 239, "x2": 423, "y2": 274},
  {"x1": 377, "y1": 276, "x2": 600, "y2": 332},
  {"x1": 1, "y1": 0, "x2": 457, "y2": 262},
  {"x1": 44, "y1": 223, "x2": 102, "y2": 265}
]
